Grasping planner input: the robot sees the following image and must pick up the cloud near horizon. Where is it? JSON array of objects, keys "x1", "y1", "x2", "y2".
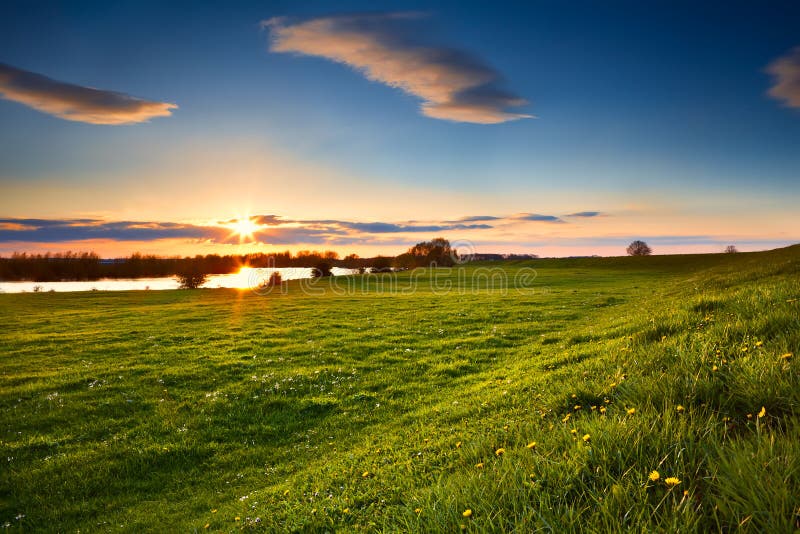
[
  {"x1": 0, "y1": 211, "x2": 606, "y2": 247},
  {"x1": 766, "y1": 46, "x2": 800, "y2": 109},
  {"x1": 0, "y1": 63, "x2": 177, "y2": 125},
  {"x1": 512, "y1": 213, "x2": 564, "y2": 223},
  {"x1": 265, "y1": 13, "x2": 532, "y2": 124},
  {"x1": 566, "y1": 211, "x2": 604, "y2": 218}
]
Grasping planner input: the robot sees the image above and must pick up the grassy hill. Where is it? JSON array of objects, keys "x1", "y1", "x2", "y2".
[{"x1": 1, "y1": 246, "x2": 798, "y2": 532}]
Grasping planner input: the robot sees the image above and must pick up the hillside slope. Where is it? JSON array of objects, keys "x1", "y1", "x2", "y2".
[{"x1": 1, "y1": 246, "x2": 798, "y2": 532}]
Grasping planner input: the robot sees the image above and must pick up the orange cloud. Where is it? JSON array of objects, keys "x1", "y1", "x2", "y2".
[
  {"x1": 766, "y1": 46, "x2": 800, "y2": 109},
  {"x1": 265, "y1": 13, "x2": 532, "y2": 124},
  {"x1": 0, "y1": 63, "x2": 177, "y2": 124}
]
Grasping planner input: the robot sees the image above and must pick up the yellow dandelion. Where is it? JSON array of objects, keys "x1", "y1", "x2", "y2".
[
  {"x1": 664, "y1": 477, "x2": 681, "y2": 487},
  {"x1": 495, "y1": 448, "x2": 505, "y2": 456},
  {"x1": 414, "y1": 507, "x2": 421, "y2": 514},
  {"x1": 610, "y1": 382, "x2": 617, "y2": 388},
  {"x1": 456, "y1": 441, "x2": 462, "y2": 448},
  {"x1": 571, "y1": 394, "x2": 577, "y2": 399},
  {"x1": 526, "y1": 441, "x2": 537, "y2": 449},
  {"x1": 741, "y1": 346, "x2": 748, "y2": 352},
  {"x1": 362, "y1": 471, "x2": 370, "y2": 478},
  {"x1": 463, "y1": 509, "x2": 473, "y2": 518},
  {"x1": 627, "y1": 407, "x2": 636, "y2": 415},
  {"x1": 570, "y1": 428, "x2": 578, "y2": 435},
  {"x1": 211, "y1": 509, "x2": 217, "y2": 513},
  {"x1": 343, "y1": 508, "x2": 350, "y2": 514},
  {"x1": 757, "y1": 406, "x2": 766, "y2": 418},
  {"x1": 574, "y1": 405, "x2": 582, "y2": 410},
  {"x1": 562, "y1": 413, "x2": 571, "y2": 423},
  {"x1": 529, "y1": 473, "x2": 536, "y2": 479},
  {"x1": 676, "y1": 405, "x2": 685, "y2": 413},
  {"x1": 283, "y1": 489, "x2": 290, "y2": 496},
  {"x1": 780, "y1": 352, "x2": 792, "y2": 360},
  {"x1": 712, "y1": 365, "x2": 718, "y2": 372},
  {"x1": 235, "y1": 516, "x2": 241, "y2": 521},
  {"x1": 599, "y1": 406, "x2": 607, "y2": 414},
  {"x1": 204, "y1": 524, "x2": 210, "y2": 529},
  {"x1": 648, "y1": 470, "x2": 660, "y2": 481},
  {"x1": 582, "y1": 434, "x2": 591, "y2": 442},
  {"x1": 475, "y1": 462, "x2": 484, "y2": 468},
  {"x1": 755, "y1": 341, "x2": 763, "y2": 347}
]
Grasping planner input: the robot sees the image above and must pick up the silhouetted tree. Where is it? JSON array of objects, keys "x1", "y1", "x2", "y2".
[
  {"x1": 627, "y1": 240, "x2": 652, "y2": 256},
  {"x1": 311, "y1": 261, "x2": 332, "y2": 278},
  {"x1": 370, "y1": 256, "x2": 394, "y2": 273},
  {"x1": 396, "y1": 238, "x2": 456, "y2": 267},
  {"x1": 724, "y1": 245, "x2": 738, "y2": 253},
  {"x1": 176, "y1": 272, "x2": 207, "y2": 289}
]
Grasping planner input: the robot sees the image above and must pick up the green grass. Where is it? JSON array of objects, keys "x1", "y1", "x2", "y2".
[{"x1": 1, "y1": 246, "x2": 799, "y2": 532}]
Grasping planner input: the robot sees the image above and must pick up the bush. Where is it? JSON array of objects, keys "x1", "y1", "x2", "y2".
[{"x1": 176, "y1": 272, "x2": 207, "y2": 289}]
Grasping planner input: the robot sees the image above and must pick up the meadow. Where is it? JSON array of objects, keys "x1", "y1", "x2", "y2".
[{"x1": 1, "y1": 247, "x2": 798, "y2": 532}]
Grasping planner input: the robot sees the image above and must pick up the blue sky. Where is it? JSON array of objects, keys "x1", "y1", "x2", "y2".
[{"x1": 1, "y1": 0, "x2": 799, "y2": 256}]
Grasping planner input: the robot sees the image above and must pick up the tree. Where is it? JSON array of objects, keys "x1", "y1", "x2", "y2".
[
  {"x1": 176, "y1": 272, "x2": 207, "y2": 289},
  {"x1": 370, "y1": 256, "x2": 394, "y2": 273},
  {"x1": 724, "y1": 245, "x2": 738, "y2": 253},
  {"x1": 397, "y1": 238, "x2": 456, "y2": 267},
  {"x1": 311, "y1": 261, "x2": 332, "y2": 278},
  {"x1": 626, "y1": 240, "x2": 652, "y2": 256}
]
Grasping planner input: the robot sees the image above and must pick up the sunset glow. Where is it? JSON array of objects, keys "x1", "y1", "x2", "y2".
[
  {"x1": 0, "y1": 3, "x2": 798, "y2": 257},
  {"x1": 227, "y1": 217, "x2": 261, "y2": 243}
]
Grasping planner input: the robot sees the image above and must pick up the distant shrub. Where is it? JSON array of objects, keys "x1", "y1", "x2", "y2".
[
  {"x1": 725, "y1": 245, "x2": 738, "y2": 253},
  {"x1": 176, "y1": 272, "x2": 207, "y2": 289},
  {"x1": 267, "y1": 271, "x2": 283, "y2": 286}
]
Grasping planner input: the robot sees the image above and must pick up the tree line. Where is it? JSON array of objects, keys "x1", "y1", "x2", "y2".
[
  {"x1": 0, "y1": 250, "x2": 370, "y2": 282},
  {"x1": 0, "y1": 240, "x2": 461, "y2": 282},
  {"x1": 0, "y1": 239, "x2": 742, "y2": 282}
]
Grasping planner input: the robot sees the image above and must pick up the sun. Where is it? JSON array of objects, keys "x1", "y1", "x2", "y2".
[{"x1": 228, "y1": 216, "x2": 261, "y2": 242}]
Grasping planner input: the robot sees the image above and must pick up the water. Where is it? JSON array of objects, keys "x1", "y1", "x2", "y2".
[{"x1": 0, "y1": 267, "x2": 357, "y2": 293}]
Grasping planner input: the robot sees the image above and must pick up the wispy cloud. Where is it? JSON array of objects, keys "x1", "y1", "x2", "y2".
[
  {"x1": 0, "y1": 63, "x2": 177, "y2": 124},
  {"x1": 512, "y1": 213, "x2": 564, "y2": 223},
  {"x1": 447, "y1": 215, "x2": 502, "y2": 223},
  {"x1": 566, "y1": 211, "x2": 604, "y2": 218},
  {"x1": 336, "y1": 221, "x2": 490, "y2": 233},
  {"x1": 0, "y1": 219, "x2": 225, "y2": 242},
  {"x1": 264, "y1": 13, "x2": 532, "y2": 124},
  {"x1": 0, "y1": 210, "x2": 612, "y2": 247},
  {"x1": 766, "y1": 46, "x2": 800, "y2": 109}
]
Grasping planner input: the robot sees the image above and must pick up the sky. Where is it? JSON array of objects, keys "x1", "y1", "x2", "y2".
[{"x1": 1, "y1": 0, "x2": 799, "y2": 258}]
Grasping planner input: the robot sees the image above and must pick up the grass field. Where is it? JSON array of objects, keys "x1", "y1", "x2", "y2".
[{"x1": 1, "y1": 247, "x2": 799, "y2": 532}]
